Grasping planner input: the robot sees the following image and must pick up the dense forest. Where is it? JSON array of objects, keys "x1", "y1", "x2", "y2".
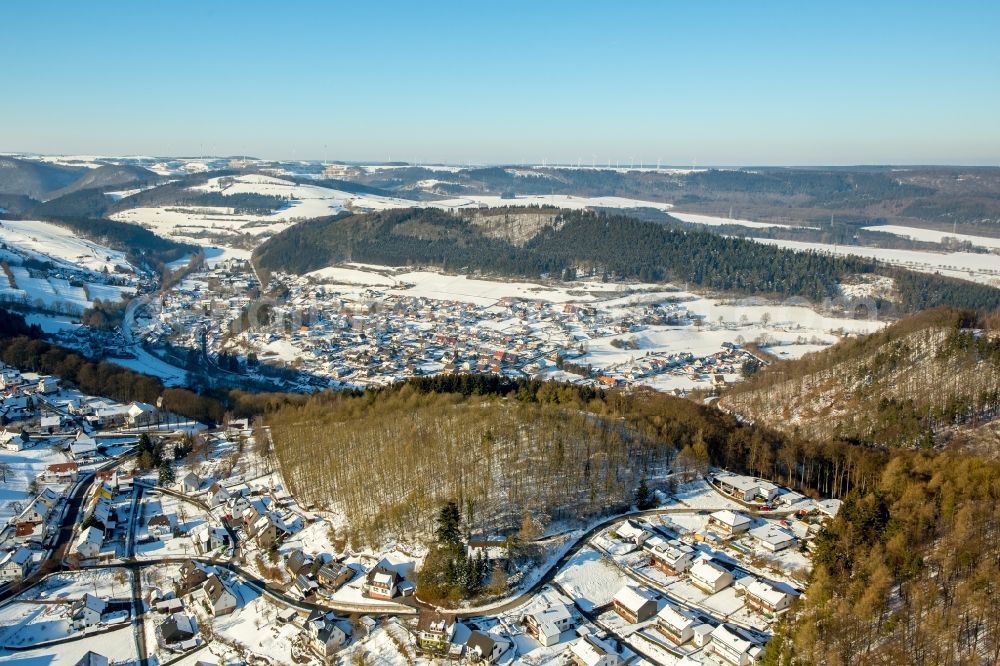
[
  {"x1": 764, "y1": 451, "x2": 1000, "y2": 665},
  {"x1": 252, "y1": 207, "x2": 1000, "y2": 314},
  {"x1": 267, "y1": 374, "x2": 898, "y2": 545},
  {"x1": 722, "y1": 308, "x2": 1000, "y2": 456}
]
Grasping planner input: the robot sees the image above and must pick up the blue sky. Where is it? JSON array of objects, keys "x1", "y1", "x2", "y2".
[{"x1": 2, "y1": 1, "x2": 998, "y2": 164}]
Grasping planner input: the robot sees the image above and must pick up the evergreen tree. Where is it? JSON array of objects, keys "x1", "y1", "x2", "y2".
[
  {"x1": 436, "y1": 500, "x2": 462, "y2": 546},
  {"x1": 158, "y1": 462, "x2": 175, "y2": 486},
  {"x1": 635, "y1": 475, "x2": 654, "y2": 510}
]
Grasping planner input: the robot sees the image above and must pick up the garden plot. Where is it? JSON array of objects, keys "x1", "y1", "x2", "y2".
[
  {"x1": 134, "y1": 494, "x2": 210, "y2": 559},
  {"x1": 17, "y1": 568, "x2": 132, "y2": 601},
  {"x1": 0, "y1": 444, "x2": 70, "y2": 524},
  {"x1": 207, "y1": 593, "x2": 301, "y2": 664},
  {"x1": 0, "y1": 624, "x2": 137, "y2": 665},
  {"x1": 553, "y1": 546, "x2": 626, "y2": 612}
]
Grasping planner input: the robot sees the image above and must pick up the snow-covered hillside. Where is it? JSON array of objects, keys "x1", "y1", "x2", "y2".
[{"x1": 0, "y1": 219, "x2": 138, "y2": 314}]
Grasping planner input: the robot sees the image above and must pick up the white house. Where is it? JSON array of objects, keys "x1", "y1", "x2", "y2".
[
  {"x1": 689, "y1": 558, "x2": 733, "y2": 594},
  {"x1": 615, "y1": 519, "x2": 650, "y2": 546},
  {"x1": 36, "y1": 487, "x2": 61, "y2": 510},
  {"x1": 305, "y1": 610, "x2": 350, "y2": 658},
  {"x1": 202, "y1": 573, "x2": 238, "y2": 615},
  {"x1": 1, "y1": 430, "x2": 30, "y2": 451},
  {"x1": 523, "y1": 603, "x2": 575, "y2": 647},
  {"x1": 736, "y1": 577, "x2": 795, "y2": 613},
  {"x1": 709, "y1": 624, "x2": 762, "y2": 666},
  {"x1": 126, "y1": 401, "x2": 158, "y2": 427},
  {"x1": 207, "y1": 483, "x2": 230, "y2": 508},
  {"x1": 748, "y1": 525, "x2": 796, "y2": 552},
  {"x1": 0, "y1": 367, "x2": 22, "y2": 389},
  {"x1": 568, "y1": 634, "x2": 621, "y2": 666},
  {"x1": 466, "y1": 630, "x2": 510, "y2": 664},
  {"x1": 0, "y1": 548, "x2": 32, "y2": 581},
  {"x1": 71, "y1": 594, "x2": 107, "y2": 629},
  {"x1": 179, "y1": 471, "x2": 201, "y2": 494},
  {"x1": 707, "y1": 510, "x2": 752, "y2": 537},
  {"x1": 41, "y1": 462, "x2": 79, "y2": 484},
  {"x1": 70, "y1": 431, "x2": 98, "y2": 459},
  {"x1": 18, "y1": 499, "x2": 50, "y2": 525},
  {"x1": 37, "y1": 376, "x2": 59, "y2": 394},
  {"x1": 364, "y1": 565, "x2": 401, "y2": 600},
  {"x1": 74, "y1": 526, "x2": 103, "y2": 559},
  {"x1": 656, "y1": 603, "x2": 699, "y2": 645}
]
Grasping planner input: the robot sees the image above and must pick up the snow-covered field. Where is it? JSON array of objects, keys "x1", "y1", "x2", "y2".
[
  {"x1": 553, "y1": 546, "x2": 626, "y2": 612},
  {"x1": 752, "y1": 237, "x2": 1000, "y2": 286},
  {"x1": 0, "y1": 219, "x2": 137, "y2": 313},
  {"x1": 863, "y1": 223, "x2": 1000, "y2": 250},
  {"x1": 0, "y1": 622, "x2": 137, "y2": 665},
  {"x1": 0, "y1": 219, "x2": 133, "y2": 274},
  {"x1": 111, "y1": 174, "x2": 420, "y2": 244},
  {"x1": 669, "y1": 211, "x2": 800, "y2": 230}
]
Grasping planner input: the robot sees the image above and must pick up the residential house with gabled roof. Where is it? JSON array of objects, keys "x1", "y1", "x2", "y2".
[
  {"x1": 735, "y1": 576, "x2": 795, "y2": 613},
  {"x1": 709, "y1": 624, "x2": 762, "y2": 666},
  {"x1": 70, "y1": 431, "x2": 98, "y2": 459},
  {"x1": 655, "y1": 603, "x2": 699, "y2": 645},
  {"x1": 644, "y1": 536, "x2": 695, "y2": 575},
  {"x1": 523, "y1": 603, "x2": 575, "y2": 647},
  {"x1": 364, "y1": 565, "x2": 401, "y2": 600},
  {"x1": 179, "y1": 471, "x2": 201, "y2": 494},
  {"x1": 127, "y1": 401, "x2": 158, "y2": 427},
  {"x1": 1, "y1": 430, "x2": 30, "y2": 451},
  {"x1": 707, "y1": 510, "x2": 752, "y2": 537},
  {"x1": 177, "y1": 560, "x2": 209, "y2": 596},
  {"x1": 612, "y1": 585, "x2": 658, "y2": 624},
  {"x1": 15, "y1": 521, "x2": 44, "y2": 543},
  {"x1": 207, "y1": 482, "x2": 230, "y2": 508},
  {"x1": 413, "y1": 610, "x2": 455, "y2": 654},
  {"x1": 567, "y1": 634, "x2": 621, "y2": 666},
  {"x1": 202, "y1": 573, "x2": 238, "y2": 615},
  {"x1": 304, "y1": 610, "x2": 351, "y2": 659},
  {"x1": 42, "y1": 462, "x2": 78, "y2": 484},
  {"x1": 74, "y1": 526, "x2": 103, "y2": 559},
  {"x1": 689, "y1": 558, "x2": 733, "y2": 594},
  {"x1": 160, "y1": 612, "x2": 196, "y2": 644},
  {"x1": 615, "y1": 519, "x2": 650, "y2": 546},
  {"x1": 71, "y1": 594, "x2": 107, "y2": 629},
  {"x1": 466, "y1": 630, "x2": 510, "y2": 664},
  {"x1": 317, "y1": 562, "x2": 360, "y2": 590},
  {"x1": 0, "y1": 547, "x2": 32, "y2": 581}
]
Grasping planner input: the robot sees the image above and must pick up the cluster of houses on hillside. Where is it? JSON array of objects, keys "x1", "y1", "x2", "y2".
[{"x1": 1, "y1": 364, "x2": 165, "y2": 437}]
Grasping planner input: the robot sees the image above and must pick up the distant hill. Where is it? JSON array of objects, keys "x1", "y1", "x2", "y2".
[
  {"x1": 0, "y1": 156, "x2": 84, "y2": 199},
  {"x1": 721, "y1": 307, "x2": 1000, "y2": 457},
  {"x1": 0, "y1": 157, "x2": 159, "y2": 202},
  {"x1": 251, "y1": 206, "x2": 1000, "y2": 314},
  {"x1": 45, "y1": 163, "x2": 159, "y2": 199}
]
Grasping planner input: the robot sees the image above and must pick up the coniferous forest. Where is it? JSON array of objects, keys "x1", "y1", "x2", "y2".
[{"x1": 252, "y1": 207, "x2": 1000, "y2": 314}]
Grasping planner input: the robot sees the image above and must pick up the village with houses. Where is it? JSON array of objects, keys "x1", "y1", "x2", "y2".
[
  {"x1": 0, "y1": 355, "x2": 844, "y2": 666},
  {"x1": 113, "y1": 256, "x2": 843, "y2": 397}
]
